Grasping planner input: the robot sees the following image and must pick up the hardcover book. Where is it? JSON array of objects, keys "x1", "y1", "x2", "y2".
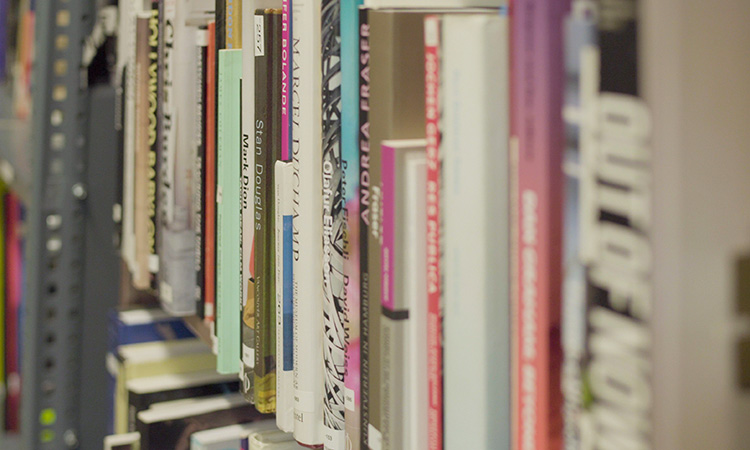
[
  {"x1": 204, "y1": 19, "x2": 218, "y2": 326},
  {"x1": 190, "y1": 420, "x2": 277, "y2": 450},
  {"x1": 341, "y1": 0, "x2": 364, "y2": 447},
  {"x1": 363, "y1": 10, "x2": 428, "y2": 444},
  {"x1": 291, "y1": 0, "x2": 325, "y2": 445},
  {"x1": 254, "y1": 8, "x2": 282, "y2": 414},
  {"x1": 440, "y1": 12, "x2": 510, "y2": 450},
  {"x1": 511, "y1": 0, "x2": 568, "y2": 447},
  {"x1": 276, "y1": 160, "x2": 295, "y2": 432},
  {"x1": 321, "y1": 0, "x2": 346, "y2": 446},
  {"x1": 379, "y1": 139, "x2": 427, "y2": 450},
  {"x1": 215, "y1": 47, "x2": 243, "y2": 374},
  {"x1": 194, "y1": 26, "x2": 209, "y2": 317}
]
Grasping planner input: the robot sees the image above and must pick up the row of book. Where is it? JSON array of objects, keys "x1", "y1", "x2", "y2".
[
  {"x1": 0, "y1": 0, "x2": 34, "y2": 118},
  {"x1": 106, "y1": 307, "x2": 305, "y2": 449},
  {"x1": 115, "y1": 0, "x2": 651, "y2": 449},
  {"x1": 0, "y1": 182, "x2": 25, "y2": 434}
]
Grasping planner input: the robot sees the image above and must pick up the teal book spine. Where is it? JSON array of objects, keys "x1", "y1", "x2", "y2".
[{"x1": 216, "y1": 48, "x2": 244, "y2": 374}]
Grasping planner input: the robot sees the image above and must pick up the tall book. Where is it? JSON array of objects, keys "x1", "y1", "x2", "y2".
[
  {"x1": 158, "y1": 0, "x2": 199, "y2": 316},
  {"x1": 291, "y1": 0, "x2": 325, "y2": 445},
  {"x1": 576, "y1": 0, "x2": 652, "y2": 447},
  {"x1": 321, "y1": 0, "x2": 346, "y2": 447},
  {"x1": 441, "y1": 12, "x2": 510, "y2": 450},
  {"x1": 204, "y1": 19, "x2": 218, "y2": 325},
  {"x1": 341, "y1": 1, "x2": 363, "y2": 448},
  {"x1": 254, "y1": 8, "x2": 282, "y2": 414},
  {"x1": 511, "y1": 0, "x2": 568, "y2": 447},
  {"x1": 216, "y1": 48, "x2": 243, "y2": 373},
  {"x1": 379, "y1": 139, "x2": 427, "y2": 450},
  {"x1": 276, "y1": 160, "x2": 295, "y2": 432},
  {"x1": 241, "y1": 0, "x2": 257, "y2": 401},
  {"x1": 422, "y1": 16, "x2": 441, "y2": 450},
  {"x1": 363, "y1": 10, "x2": 428, "y2": 445},
  {"x1": 147, "y1": 2, "x2": 160, "y2": 291},
  {"x1": 194, "y1": 26, "x2": 209, "y2": 317},
  {"x1": 561, "y1": 2, "x2": 594, "y2": 448}
]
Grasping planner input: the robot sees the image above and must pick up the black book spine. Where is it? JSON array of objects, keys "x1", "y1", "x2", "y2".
[
  {"x1": 357, "y1": 9, "x2": 370, "y2": 447},
  {"x1": 147, "y1": 1, "x2": 160, "y2": 290},
  {"x1": 195, "y1": 29, "x2": 209, "y2": 317},
  {"x1": 252, "y1": 9, "x2": 282, "y2": 409}
]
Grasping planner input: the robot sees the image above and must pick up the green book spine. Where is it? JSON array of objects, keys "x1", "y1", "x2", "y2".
[
  {"x1": 216, "y1": 48, "x2": 244, "y2": 374},
  {"x1": 253, "y1": 9, "x2": 282, "y2": 413}
]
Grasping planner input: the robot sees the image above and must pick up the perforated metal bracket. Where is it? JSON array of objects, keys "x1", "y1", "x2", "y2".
[{"x1": 20, "y1": 0, "x2": 103, "y2": 448}]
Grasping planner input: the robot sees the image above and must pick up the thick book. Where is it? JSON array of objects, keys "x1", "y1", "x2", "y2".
[
  {"x1": 3, "y1": 191, "x2": 21, "y2": 431},
  {"x1": 560, "y1": 2, "x2": 594, "y2": 448},
  {"x1": 254, "y1": 8, "x2": 282, "y2": 414},
  {"x1": 422, "y1": 15, "x2": 442, "y2": 450},
  {"x1": 158, "y1": 0, "x2": 198, "y2": 316},
  {"x1": 190, "y1": 420, "x2": 277, "y2": 450},
  {"x1": 108, "y1": 308, "x2": 195, "y2": 354},
  {"x1": 441, "y1": 12, "x2": 510, "y2": 450},
  {"x1": 204, "y1": 19, "x2": 218, "y2": 326},
  {"x1": 379, "y1": 139, "x2": 427, "y2": 450},
  {"x1": 575, "y1": 0, "x2": 652, "y2": 447},
  {"x1": 276, "y1": 160, "x2": 295, "y2": 432},
  {"x1": 241, "y1": 0, "x2": 257, "y2": 401},
  {"x1": 215, "y1": 48, "x2": 244, "y2": 374},
  {"x1": 511, "y1": 0, "x2": 567, "y2": 447},
  {"x1": 341, "y1": 1, "x2": 364, "y2": 448},
  {"x1": 363, "y1": 10, "x2": 428, "y2": 445},
  {"x1": 136, "y1": 393, "x2": 267, "y2": 450},
  {"x1": 321, "y1": 0, "x2": 346, "y2": 447},
  {"x1": 291, "y1": 0, "x2": 325, "y2": 445}
]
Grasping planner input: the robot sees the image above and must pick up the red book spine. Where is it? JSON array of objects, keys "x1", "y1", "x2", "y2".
[
  {"x1": 510, "y1": 0, "x2": 567, "y2": 448},
  {"x1": 423, "y1": 15, "x2": 442, "y2": 450},
  {"x1": 5, "y1": 192, "x2": 21, "y2": 431},
  {"x1": 204, "y1": 20, "x2": 217, "y2": 323}
]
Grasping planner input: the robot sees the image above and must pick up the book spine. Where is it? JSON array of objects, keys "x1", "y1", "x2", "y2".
[
  {"x1": 511, "y1": 0, "x2": 568, "y2": 447},
  {"x1": 216, "y1": 48, "x2": 244, "y2": 374},
  {"x1": 577, "y1": 0, "x2": 653, "y2": 447},
  {"x1": 241, "y1": 0, "x2": 256, "y2": 402},
  {"x1": 341, "y1": 1, "x2": 362, "y2": 448},
  {"x1": 379, "y1": 143, "x2": 406, "y2": 450},
  {"x1": 561, "y1": 3, "x2": 595, "y2": 449},
  {"x1": 204, "y1": 20, "x2": 217, "y2": 324},
  {"x1": 321, "y1": 0, "x2": 346, "y2": 447},
  {"x1": 195, "y1": 27, "x2": 209, "y2": 317},
  {"x1": 3, "y1": 192, "x2": 20, "y2": 431},
  {"x1": 282, "y1": 0, "x2": 291, "y2": 161},
  {"x1": 254, "y1": 9, "x2": 281, "y2": 414},
  {"x1": 147, "y1": 4, "x2": 160, "y2": 290},
  {"x1": 227, "y1": 0, "x2": 242, "y2": 48},
  {"x1": 357, "y1": 10, "x2": 371, "y2": 448},
  {"x1": 442, "y1": 14, "x2": 509, "y2": 450},
  {"x1": 122, "y1": 1, "x2": 137, "y2": 279},
  {"x1": 292, "y1": 0, "x2": 325, "y2": 445},
  {"x1": 134, "y1": 13, "x2": 151, "y2": 291},
  {"x1": 423, "y1": 15, "x2": 442, "y2": 450},
  {"x1": 276, "y1": 160, "x2": 295, "y2": 432}
]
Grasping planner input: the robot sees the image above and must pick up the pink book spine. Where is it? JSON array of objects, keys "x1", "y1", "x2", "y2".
[
  {"x1": 281, "y1": 0, "x2": 290, "y2": 161},
  {"x1": 423, "y1": 15, "x2": 442, "y2": 450},
  {"x1": 511, "y1": 0, "x2": 567, "y2": 448},
  {"x1": 5, "y1": 192, "x2": 21, "y2": 431},
  {"x1": 381, "y1": 144, "x2": 395, "y2": 312}
]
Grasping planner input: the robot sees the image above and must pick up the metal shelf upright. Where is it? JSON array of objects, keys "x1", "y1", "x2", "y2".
[{"x1": 21, "y1": 0, "x2": 120, "y2": 448}]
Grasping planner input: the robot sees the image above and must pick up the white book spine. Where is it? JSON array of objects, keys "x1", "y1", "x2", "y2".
[
  {"x1": 442, "y1": 14, "x2": 510, "y2": 450},
  {"x1": 292, "y1": 0, "x2": 324, "y2": 445},
  {"x1": 241, "y1": 0, "x2": 256, "y2": 393},
  {"x1": 276, "y1": 161, "x2": 295, "y2": 432},
  {"x1": 121, "y1": 0, "x2": 138, "y2": 275},
  {"x1": 405, "y1": 157, "x2": 428, "y2": 450}
]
